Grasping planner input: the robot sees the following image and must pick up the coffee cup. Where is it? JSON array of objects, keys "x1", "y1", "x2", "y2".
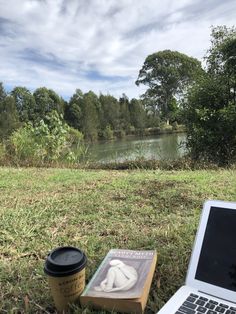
[{"x1": 44, "y1": 246, "x2": 87, "y2": 313}]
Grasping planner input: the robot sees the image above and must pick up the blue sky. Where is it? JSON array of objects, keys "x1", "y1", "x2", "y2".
[{"x1": 0, "y1": 0, "x2": 235, "y2": 100}]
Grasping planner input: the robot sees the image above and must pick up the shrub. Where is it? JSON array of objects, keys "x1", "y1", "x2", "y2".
[
  {"x1": 8, "y1": 123, "x2": 46, "y2": 164},
  {"x1": 8, "y1": 111, "x2": 85, "y2": 165},
  {"x1": 66, "y1": 127, "x2": 84, "y2": 146},
  {"x1": 101, "y1": 125, "x2": 114, "y2": 140}
]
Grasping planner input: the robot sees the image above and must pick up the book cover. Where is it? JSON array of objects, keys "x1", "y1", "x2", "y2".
[{"x1": 80, "y1": 249, "x2": 157, "y2": 313}]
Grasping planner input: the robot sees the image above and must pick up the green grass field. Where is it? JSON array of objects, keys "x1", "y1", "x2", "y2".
[{"x1": 0, "y1": 167, "x2": 236, "y2": 313}]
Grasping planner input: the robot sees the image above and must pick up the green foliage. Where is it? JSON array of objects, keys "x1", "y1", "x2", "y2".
[
  {"x1": 206, "y1": 25, "x2": 236, "y2": 76},
  {"x1": 101, "y1": 125, "x2": 114, "y2": 140},
  {"x1": 146, "y1": 112, "x2": 161, "y2": 128},
  {"x1": 33, "y1": 87, "x2": 64, "y2": 122},
  {"x1": 99, "y1": 94, "x2": 120, "y2": 130},
  {"x1": 9, "y1": 123, "x2": 45, "y2": 163},
  {"x1": 0, "y1": 82, "x2": 7, "y2": 102},
  {"x1": 8, "y1": 111, "x2": 85, "y2": 165},
  {"x1": 184, "y1": 26, "x2": 236, "y2": 165},
  {"x1": 64, "y1": 89, "x2": 83, "y2": 131},
  {"x1": 66, "y1": 90, "x2": 100, "y2": 141},
  {"x1": 11, "y1": 87, "x2": 36, "y2": 122},
  {"x1": 80, "y1": 91, "x2": 100, "y2": 141},
  {"x1": 119, "y1": 94, "x2": 131, "y2": 131},
  {"x1": 136, "y1": 50, "x2": 203, "y2": 123},
  {"x1": 0, "y1": 82, "x2": 163, "y2": 142},
  {"x1": 65, "y1": 127, "x2": 87, "y2": 163},
  {"x1": 0, "y1": 95, "x2": 20, "y2": 139},
  {"x1": 67, "y1": 126, "x2": 84, "y2": 146},
  {"x1": 64, "y1": 102, "x2": 82, "y2": 130},
  {"x1": 129, "y1": 98, "x2": 146, "y2": 129}
]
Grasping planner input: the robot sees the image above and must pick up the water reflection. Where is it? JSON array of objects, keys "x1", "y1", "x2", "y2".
[{"x1": 87, "y1": 133, "x2": 186, "y2": 163}]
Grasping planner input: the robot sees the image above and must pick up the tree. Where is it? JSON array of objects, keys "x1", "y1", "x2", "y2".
[
  {"x1": 119, "y1": 94, "x2": 130, "y2": 131},
  {"x1": 81, "y1": 91, "x2": 100, "y2": 140},
  {"x1": 0, "y1": 82, "x2": 7, "y2": 102},
  {"x1": 0, "y1": 95, "x2": 20, "y2": 139},
  {"x1": 129, "y1": 98, "x2": 146, "y2": 130},
  {"x1": 11, "y1": 86, "x2": 36, "y2": 123},
  {"x1": 184, "y1": 26, "x2": 236, "y2": 165},
  {"x1": 66, "y1": 90, "x2": 100, "y2": 140},
  {"x1": 136, "y1": 50, "x2": 203, "y2": 124},
  {"x1": 64, "y1": 89, "x2": 83, "y2": 130},
  {"x1": 33, "y1": 87, "x2": 64, "y2": 122},
  {"x1": 99, "y1": 94, "x2": 120, "y2": 130}
]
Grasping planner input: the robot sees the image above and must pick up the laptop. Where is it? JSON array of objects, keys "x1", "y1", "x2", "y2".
[{"x1": 157, "y1": 200, "x2": 236, "y2": 314}]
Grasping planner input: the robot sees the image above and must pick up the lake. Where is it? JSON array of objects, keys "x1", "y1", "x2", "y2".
[{"x1": 86, "y1": 133, "x2": 187, "y2": 163}]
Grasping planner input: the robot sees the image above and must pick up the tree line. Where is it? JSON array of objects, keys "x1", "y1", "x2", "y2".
[{"x1": 0, "y1": 84, "x2": 175, "y2": 142}]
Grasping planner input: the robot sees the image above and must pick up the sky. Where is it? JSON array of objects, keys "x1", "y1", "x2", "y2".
[{"x1": 0, "y1": 0, "x2": 235, "y2": 100}]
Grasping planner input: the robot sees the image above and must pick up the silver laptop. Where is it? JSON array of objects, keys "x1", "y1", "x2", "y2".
[{"x1": 157, "y1": 200, "x2": 236, "y2": 314}]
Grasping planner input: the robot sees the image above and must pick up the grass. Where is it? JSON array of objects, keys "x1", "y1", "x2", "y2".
[{"x1": 0, "y1": 167, "x2": 236, "y2": 313}]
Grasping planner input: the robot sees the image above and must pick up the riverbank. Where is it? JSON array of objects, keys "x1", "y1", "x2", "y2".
[{"x1": 1, "y1": 167, "x2": 235, "y2": 313}]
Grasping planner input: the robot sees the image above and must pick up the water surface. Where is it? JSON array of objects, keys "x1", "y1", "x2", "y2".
[{"x1": 86, "y1": 133, "x2": 186, "y2": 163}]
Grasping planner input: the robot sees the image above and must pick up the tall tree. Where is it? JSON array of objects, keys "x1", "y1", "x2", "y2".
[
  {"x1": 11, "y1": 86, "x2": 36, "y2": 123},
  {"x1": 0, "y1": 82, "x2": 7, "y2": 102},
  {"x1": 206, "y1": 26, "x2": 236, "y2": 105},
  {"x1": 99, "y1": 94, "x2": 120, "y2": 130},
  {"x1": 33, "y1": 87, "x2": 64, "y2": 121},
  {"x1": 0, "y1": 95, "x2": 20, "y2": 139},
  {"x1": 136, "y1": 50, "x2": 203, "y2": 124},
  {"x1": 81, "y1": 91, "x2": 100, "y2": 140},
  {"x1": 119, "y1": 94, "x2": 130, "y2": 131},
  {"x1": 129, "y1": 98, "x2": 146, "y2": 130},
  {"x1": 64, "y1": 89, "x2": 83, "y2": 130}
]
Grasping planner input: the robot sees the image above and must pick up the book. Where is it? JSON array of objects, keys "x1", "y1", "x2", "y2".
[{"x1": 80, "y1": 249, "x2": 157, "y2": 313}]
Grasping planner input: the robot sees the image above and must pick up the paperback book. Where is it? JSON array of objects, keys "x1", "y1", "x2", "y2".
[{"x1": 80, "y1": 249, "x2": 157, "y2": 313}]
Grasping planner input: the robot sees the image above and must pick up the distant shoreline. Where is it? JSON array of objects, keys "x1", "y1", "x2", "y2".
[{"x1": 86, "y1": 125, "x2": 186, "y2": 143}]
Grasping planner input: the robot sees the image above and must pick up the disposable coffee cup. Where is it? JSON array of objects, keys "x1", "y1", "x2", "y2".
[{"x1": 44, "y1": 246, "x2": 87, "y2": 313}]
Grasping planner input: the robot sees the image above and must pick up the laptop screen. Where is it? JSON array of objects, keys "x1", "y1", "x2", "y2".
[{"x1": 195, "y1": 206, "x2": 236, "y2": 291}]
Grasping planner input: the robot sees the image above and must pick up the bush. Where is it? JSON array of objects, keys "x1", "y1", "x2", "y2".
[
  {"x1": 101, "y1": 125, "x2": 114, "y2": 140},
  {"x1": 8, "y1": 123, "x2": 46, "y2": 164},
  {"x1": 7, "y1": 111, "x2": 85, "y2": 165},
  {"x1": 185, "y1": 100, "x2": 236, "y2": 165},
  {"x1": 65, "y1": 127, "x2": 87, "y2": 163},
  {"x1": 66, "y1": 127, "x2": 84, "y2": 146}
]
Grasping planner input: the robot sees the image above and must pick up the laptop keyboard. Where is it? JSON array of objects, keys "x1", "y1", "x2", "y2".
[{"x1": 175, "y1": 293, "x2": 236, "y2": 314}]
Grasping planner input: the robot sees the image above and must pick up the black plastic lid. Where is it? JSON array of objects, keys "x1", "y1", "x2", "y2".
[{"x1": 44, "y1": 246, "x2": 87, "y2": 277}]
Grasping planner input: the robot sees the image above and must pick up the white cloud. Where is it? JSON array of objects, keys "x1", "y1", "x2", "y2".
[{"x1": 0, "y1": 0, "x2": 235, "y2": 99}]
